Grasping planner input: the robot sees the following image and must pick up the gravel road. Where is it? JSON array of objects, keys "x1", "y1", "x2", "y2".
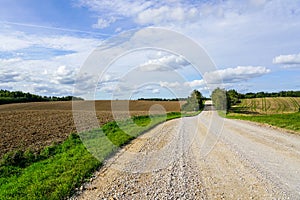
[{"x1": 71, "y1": 104, "x2": 300, "y2": 199}]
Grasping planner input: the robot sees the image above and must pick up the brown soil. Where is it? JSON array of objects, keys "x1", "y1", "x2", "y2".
[{"x1": 0, "y1": 100, "x2": 183, "y2": 158}]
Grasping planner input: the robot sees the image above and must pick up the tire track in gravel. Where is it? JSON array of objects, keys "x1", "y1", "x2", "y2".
[{"x1": 71, "y1": 107, "x2": 300, "y2": 199}]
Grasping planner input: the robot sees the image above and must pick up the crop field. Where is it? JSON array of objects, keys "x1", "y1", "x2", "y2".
[
  {"x1": 228, "y1": 97, "x2": 300, "y2": 133},
  {"x1": 0, "y1": 100, "x2": 183, "y2": 158},
  {"x1": 232, "y1": 97, "x2": 300, "y2": 114}
]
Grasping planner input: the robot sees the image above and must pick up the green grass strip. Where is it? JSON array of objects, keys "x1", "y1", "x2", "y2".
[
  {"x1": 227, "y1": 112, "x2": 300, "y2": 132},
  {"x1": 0, "y1": 134, "x2": 99, "y2": 200}
]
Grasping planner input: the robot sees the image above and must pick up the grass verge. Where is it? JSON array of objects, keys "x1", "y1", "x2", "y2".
[
  {"x1": 226, "y1": 112, "x2": 300, "y2": 133},
  {"x1": 0, "y1": 111, "x2": 199, "y2": 199}
]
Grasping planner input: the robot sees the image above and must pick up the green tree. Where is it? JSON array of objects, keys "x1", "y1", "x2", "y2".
[
  {"x1": 182, "y1": 90, "x2": 204, "y2": 111},
  {"x1": 226, "y1": 89, "x2": 240, "y2": 106},
  {"x1": 0, "y1": 89, "x2": 84, "y2": 105},
  {"x1": 211, "y1": 88, "x2": 229, "y2": 111}
]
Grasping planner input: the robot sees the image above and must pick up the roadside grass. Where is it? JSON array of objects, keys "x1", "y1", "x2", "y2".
[
  {"x1": 0, "y1": 111, "x2": 199, "y2": 199},
  {"x1": 0, "y1": 133, "x2": 99, "y2": 200},
  {"x1": 227, "y1": 112, "x2": 300, "y2": 133}
]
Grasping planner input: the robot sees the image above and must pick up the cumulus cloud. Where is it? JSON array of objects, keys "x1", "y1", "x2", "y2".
[
  {"x1": 139, "y1": 55, "x2": 189, "y2": 71},
  {"x1": 77, "y1": 0, "x2": 300, "y2": 29},
  {"x1": 52, "y1": 66, "x2": 77, "y2": 85},
  {"x1": 0, "y1": 26, "x2": 102, "y2": 97},
  {"x1": 184, "y1": 66, "x2": 270, "y2": 90},
  {"x1": 77, "y1": 0, "x2": 200, "y2": 27},
  {"x1": 136, "y1": 6, "x2": 198, "y2": 25},
  {"x1": 2, "y1": 0, "x2": 299, "y2": 98},
  {"x1": 203, "y1": 66, "x2": 270, "y2": 84},
  {"x1": 273, "y1": 53, "x2": 300, "y2": 67},
  {"x1": 159, "y1": 81, "x2": 181, "y2": 88},
  {"x1": 184, "y1": 79, "x2": 205, "y2": 87}
]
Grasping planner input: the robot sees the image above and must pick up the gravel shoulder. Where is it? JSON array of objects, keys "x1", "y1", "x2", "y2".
[{"x1": 71, "y1": 110, "x2": 300, "y2": 199}]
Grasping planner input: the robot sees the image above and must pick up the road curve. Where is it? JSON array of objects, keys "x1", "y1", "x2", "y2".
[{"x1": 71, "y1": 108, "x2": 300, "y2": 199}]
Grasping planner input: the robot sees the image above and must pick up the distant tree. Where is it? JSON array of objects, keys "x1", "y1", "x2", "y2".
[
  {"x1": 256, "y1": 92, "x2": 265, "y2": 98},
  {"x1": 226, "y1": 89, "x2": 240, "y2": 106},
  {"x1": 181, "y1": 90, "x2": 204, "y2": 111},
  {"x1": 211, "y1": 88, "x2": 229, "y2": 110},
  {"x1": 244, "y1": 92, "x2": 256, "y2": 99},
  {"x1": 0, "y1": 89, "x2": 84, "y2": 105}
]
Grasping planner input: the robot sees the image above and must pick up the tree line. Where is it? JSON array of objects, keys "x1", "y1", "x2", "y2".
[
  {"x1": 240, "y1": 91, "x2": 300, "y2": 98},
  {"x1": 211, "y1": 88, "x2": 300, "y2": 111},
  {"x1": 0, "y1": 89, "x2": 84, "y2": 105}
]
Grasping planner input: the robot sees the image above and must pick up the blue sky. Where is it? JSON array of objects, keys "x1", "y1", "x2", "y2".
[{"x1": 0, "y1": 0, "x2": 299, "y2": 99}]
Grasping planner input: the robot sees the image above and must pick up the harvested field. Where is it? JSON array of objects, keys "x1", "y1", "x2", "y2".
[
  {"x1": 233, "y1": 97, "x2": 300, "y2": 114},
  {"x1": 0, "y1": 100, "x2": 183, "y2": 158}
]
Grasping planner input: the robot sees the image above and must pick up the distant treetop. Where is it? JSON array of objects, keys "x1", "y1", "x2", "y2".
[{"x1": 0, "y1": 89, "x2": 84, "y2": 105}]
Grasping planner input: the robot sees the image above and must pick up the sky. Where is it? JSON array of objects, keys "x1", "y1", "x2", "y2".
[{"x1": 0, "y1": 0, "x2": 300, "y2": 99}]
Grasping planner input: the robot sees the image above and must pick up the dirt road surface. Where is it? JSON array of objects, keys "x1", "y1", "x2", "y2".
[{"x1": 72, "y1": 104, "x2": 300, "y2": 199}]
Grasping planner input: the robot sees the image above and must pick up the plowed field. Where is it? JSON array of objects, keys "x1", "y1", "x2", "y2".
[{"x1": 0, "y1": 100, "x2": 182, "y2": 158}]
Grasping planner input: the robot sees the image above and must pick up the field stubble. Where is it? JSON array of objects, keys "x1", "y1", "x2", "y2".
[
  {"x1": 233, "y1": 97, "x2": 300, "y2": 115},
  {"x1": 228, "y1": 97, "x2": 300, "y2": 133}
]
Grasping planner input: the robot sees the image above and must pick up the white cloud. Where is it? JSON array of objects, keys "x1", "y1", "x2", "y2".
[
  {"x1": 76, "y1": 0, "x2": 300, "y2": 75},
  {"x1": 77, "y1": 0, "x2": 199, "y2": 27},
  {"x1": 184, "y1": 66, "x2": 270, "y2": 89},
  {"x1": 0, "y1": 68, "x2": 21, "y2": 83},
  {"x1": 152, "y1": 88, "x2": 160, "y2": 94},
  {"x1": 0, "y1": 34, "x2": 32, "y2": 51},
  {"x1": 139, "y1": 55, "x2": 189, "y2": 71},
  {"x1": 203, "y1": 66, "x2": 270, "y2": 84},
  {"x1": 0, "y1": 27, "x2": 102, "y2": 96},
  {"x1": 92, "y1": 17, "x2": 117, "y2": 29},
  {"x1": 1, "y1": 0, "x2": 300, "y2": 97},
  {"x1": 136, "y1": 6, "x2": 198, "y2": 25},
  {"x1": 0, "y1": 29, "x2": 100, "y2": 53},
  {"x1": 184, "y1": 79, "x2": 205, "y2": 87},
  {"x1": 52, "y1": 65, "x2": 76, "y2": 85},
  {"x1": 0, "y1": 58, "x2": 22, "y2": 65},
  {"x1": 39, "y1": 35, "x2": 99, "y2": 52},
  {"x1": 33, "y1": 84, "x2": 70, "y2": 96},
  {"x1": 98, "y1": 84, "x2": 116, "y2": 93},
  {"x1": 273, "y1": 53, "x2": 300, "y2": 65},
  {"x1": 159, "y1": 81, "x2": 181, "y2": 88},
  {"x1": 77, "y1": 0, "x2": 300, "y2": 28},
  {"x1": 76, "y1": 0, "x2": 153, "y2": 17}
]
